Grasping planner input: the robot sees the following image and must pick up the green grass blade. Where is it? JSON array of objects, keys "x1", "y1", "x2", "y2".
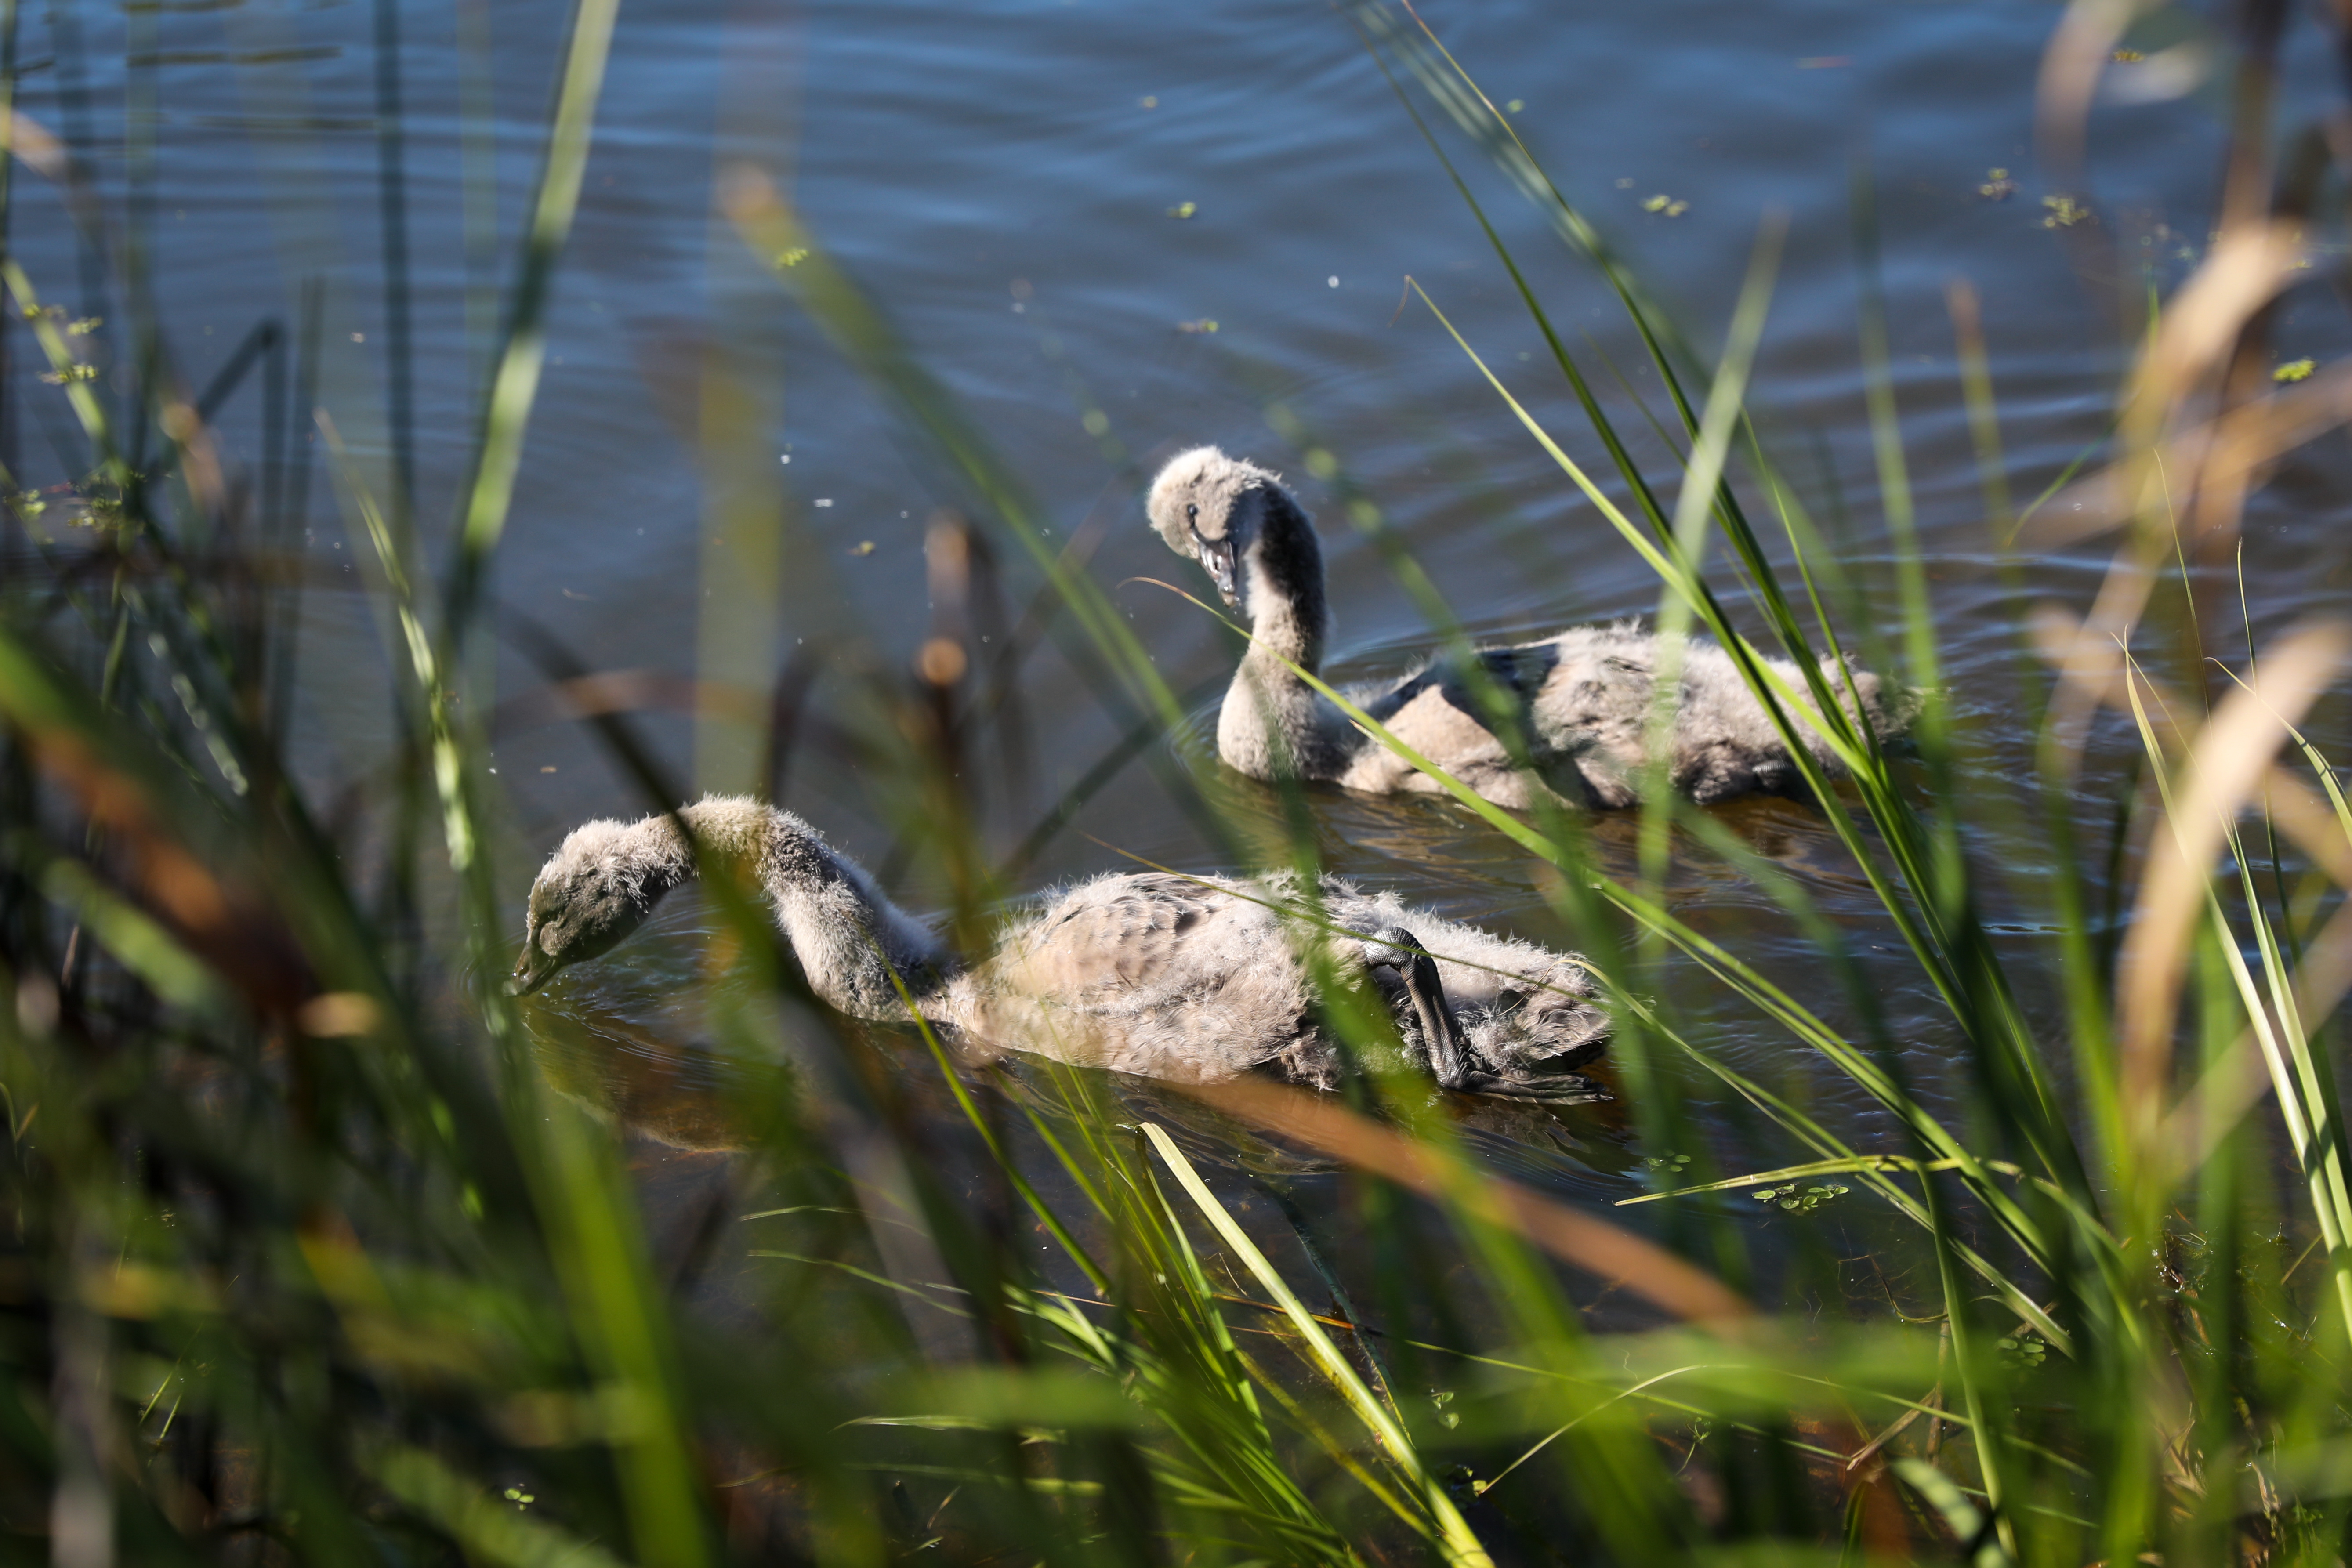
[{"x1": 1143, "y1": 1123, "x2": 1494, "y2": 1568}]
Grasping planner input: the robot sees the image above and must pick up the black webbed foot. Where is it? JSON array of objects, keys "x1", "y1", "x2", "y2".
[
  {"x1": 1443, "y1": 1066, "x2": 1607, "y2": 1104},
  {"x1": 1362, "y1": 929, "x2": 1609, "y2": 1103},
  {"x1": 1359, "y1": 925, "x2": 1479, "y2": 1093}
]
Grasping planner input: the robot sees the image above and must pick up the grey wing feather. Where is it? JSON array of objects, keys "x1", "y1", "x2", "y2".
[{"x1": 963, "y1": 874, "x2": 1317, "y2": 1082}]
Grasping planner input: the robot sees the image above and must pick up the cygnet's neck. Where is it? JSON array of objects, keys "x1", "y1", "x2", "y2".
[
  {"x1": 1223, "y1": 482, "x2": 1341, "y2": 778},
  {"x1": 668, "y1": 798, "x2": 950, "y2": 1019}
]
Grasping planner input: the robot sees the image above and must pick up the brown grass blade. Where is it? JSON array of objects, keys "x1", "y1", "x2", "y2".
[
  {"x1": 2028, "y1": 362, "x2": 2352, "y2": 550},
  {"x1": 1174, "y1": 1076, "x2": 1754, "y2": 1329},
  {"x1": 2162, "y1": 893, "x2": 2352, "y2": 1175},
  {"x1": 2120, "y1": 620, "x2": 2350, "y2": 1124},
  {"x1": 2034, "y1": 0, "x2": 2135, "y2": 197},
  {"x1": 2122, "y1": 221, "x2": 2307, "y2": 448}
]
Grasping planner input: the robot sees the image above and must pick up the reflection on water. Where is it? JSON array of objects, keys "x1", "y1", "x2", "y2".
[{"x1": 532, "y1": 996, "x2": 766, "y2": 1155}]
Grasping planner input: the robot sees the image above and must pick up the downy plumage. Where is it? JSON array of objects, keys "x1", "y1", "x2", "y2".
[
  {"x1": 1146, "y1": 445, "x2": 1912, "y2": 809},
  {"x1": 514, "y1": 797, "x2": 1608, "y2": 1099}
]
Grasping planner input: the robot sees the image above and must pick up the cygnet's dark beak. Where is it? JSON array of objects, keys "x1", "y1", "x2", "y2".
[
  {"x1": 508, "y1": 946, "x2": 556, "y2": 996},
  {"x1": 1196, "y1": 537, "x2": 1238, "y2": 606}
]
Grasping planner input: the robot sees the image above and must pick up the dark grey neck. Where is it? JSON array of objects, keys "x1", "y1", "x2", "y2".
[
  {"x1": 681, "y1": 799, "x2": 952, "y2": 1020},
  {"x1": 1221, "y1": 483, "x2": 1345, "y2": 779},
  {"x1": 1241, "y1": 482, "x2": 1329, "y2": 672}
]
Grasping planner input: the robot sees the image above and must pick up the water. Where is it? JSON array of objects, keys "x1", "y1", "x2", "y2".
[{"x1": 12, "y1": 0, "x2": 2352, "y2": 1300}]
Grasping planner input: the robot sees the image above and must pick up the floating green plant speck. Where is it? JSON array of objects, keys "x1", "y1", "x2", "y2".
[
  {"x1": 2041, "y1": 194, "x2": 2089, "y2": 228},
  {"x1": 1752, "y1": 1183, "x2": 1850, "y2": 1213},
  {"x1": 2276, "y1": 358, "x2": 2316, "y2": 383}
]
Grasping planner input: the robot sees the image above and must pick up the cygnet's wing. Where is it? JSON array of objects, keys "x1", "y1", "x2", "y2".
[
  {"x1": 1517, "y1": 626, "x2": 1660, "y2": 806},
  {"x1": 1488, "y1": 962, "x2": 1611, "y2": 1065},
  {"x1": 996, "y1": 873, "x2": 1221, "y2": 994},
  {"x1": 1323, "y1": 885, "x2": 1609, "y2": 1082},
  {"x1": 1330, "y1": 654, "x2": 1591, "y2": 809},
  {"x1": 1320, "y1": 887, "x2": 1588, "y2": 1006},
  {"x1": 968, "y1": 874, "x2": 1318, "y2": 1083},
  {"x1": 1528, "y1": 625, "x2": 1900, "y2": 805}
]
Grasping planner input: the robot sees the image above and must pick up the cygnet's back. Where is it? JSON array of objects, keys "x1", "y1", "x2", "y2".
[
  {"x1": 1519, "y1": 622, "x2": 1903, "y2": 808},
  {"x1": 952, "y1": 871, "x2": 1606, "y2": 1091}
]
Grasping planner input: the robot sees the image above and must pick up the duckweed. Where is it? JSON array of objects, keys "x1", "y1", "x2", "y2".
[{"x1": 1752, "y1": 1182, "x2": 1851, "y2": 1213}]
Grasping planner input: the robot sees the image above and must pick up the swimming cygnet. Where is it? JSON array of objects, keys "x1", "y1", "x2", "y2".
[
  {"x1": 1146, "y1": 446, "x2": 1912, "y2": 810},
  {"x1": 511, "y1": 797, "x2": 1608, "y2": 1100}
]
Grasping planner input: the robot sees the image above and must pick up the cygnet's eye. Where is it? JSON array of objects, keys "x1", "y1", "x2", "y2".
[{"x1": 1186, "y1": 503, "x2": 1198, "y2": 521}]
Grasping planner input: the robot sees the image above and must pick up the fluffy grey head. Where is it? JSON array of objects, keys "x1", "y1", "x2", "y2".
[
  {"x1": 510, "y1": 816, "x2": 688, "y2": 994},
  {"x1": 1145, "y1": 446, "x2": 1287, "y2": 614}
]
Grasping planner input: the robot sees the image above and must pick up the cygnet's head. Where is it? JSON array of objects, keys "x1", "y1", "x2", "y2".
[
  {"x1": 1146, "y1": 446, "x2": 1286, "y2": 614},
  {"x1": 511, "y1": 818, "x2": 674, "y2": 994}
]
